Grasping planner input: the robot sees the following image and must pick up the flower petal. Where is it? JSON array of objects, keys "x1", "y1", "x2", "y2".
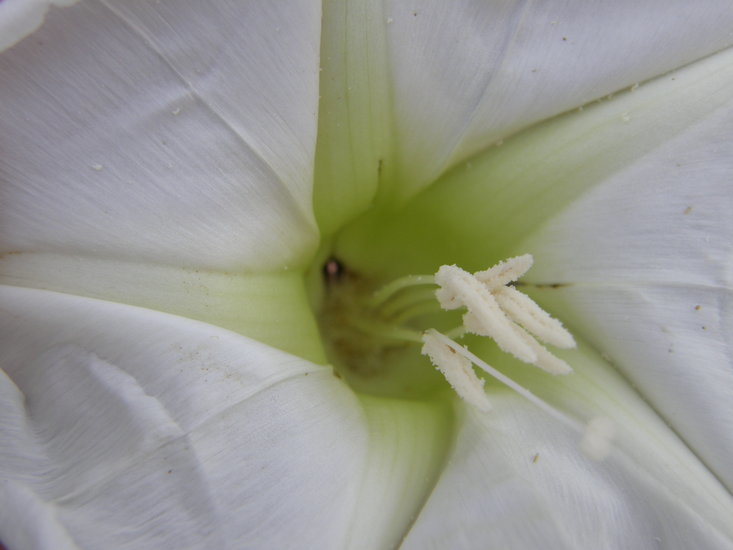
[
  {"x1": 0, "y1": 0, "x2": 321, "y2": 271},
  {"x1": 334, "y1": 44, "x2": 733, "y2": 285},
  {"x1": 384, "y1": 0, "x2": 733, "y2": 198},
  {"x1": 0, "y1": 0, "x2": 77, "y2": 52},
  {"x1": 313, "y1": 0, "x2": 396, "y2": 234},
  {"x1": 0, "y1": 286, "x2": 449, "y2": 549},
  {"x1": 402, "y1": 384, "x2": 733, "y2": 549},
  {"x1": 0, "y1": 252, "x2": 326, "y2": 362},
  {"x1": 519, "y1": 74, "x2": 733, "y2": 490},
  {"x1": 314, "y1": 0, "x2": 733, "y2": 223}
]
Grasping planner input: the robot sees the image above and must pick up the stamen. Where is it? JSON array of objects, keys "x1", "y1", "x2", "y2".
[
  {"x1": 350, "y1": 317, "x2": 424, "y2": 344},
  {"x1": 391, "y1": 301, "x2": 443, "y2": 324},
  {"x1": 424, "y1": 330, "x2": 583, "y2": 430},
  {"x1": 421, "y1": 329, "x2": 492, "y2": 412},
  {"x1": 509, "y1": 323, "x2": 572, "y2": 375},
  {"x1": 494, "y1": 286, "x2": 575, "y2": 349},
  {"x1": 321, "y1": 253, "x2": 576, "y2": 414},
  {"x1": 369, "y1": 274, "x2": 435, "y2": 307},
  {"x1": 433, "y1": 256, "x2": 574, "y2": 375},
  {"x1": 377, "y1": 287, "x2": 439, "y2": 319},
  {"x1": 435, "y1": 264, "x2": 538, "y2": 363},
  {"x1": 474, "y1": 253, "x2": 533, "y2": 289}
]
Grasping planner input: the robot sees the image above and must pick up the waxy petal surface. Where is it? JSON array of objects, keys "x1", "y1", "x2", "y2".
[
  {"x1": 0, "y1": 286, "x2": 449, "y2": 550},
  {"x1": 0, "y1": 0, "x2": 321, "y2": 272},
  {"x1": 402, "y1": 390, "x2": 733, "y2": 550},
  {"x1": 520, "y1": 82, "x2": 733, "y2": 489},
  {"x1": 314, "y1": 0, "x2": 733, "y2": 226}
]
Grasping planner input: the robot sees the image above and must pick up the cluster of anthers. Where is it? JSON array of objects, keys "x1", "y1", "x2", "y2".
[
  {"x1": 419, "y1": 254, "x2": 576, "y2": 412},
  {"x1": 327, "y1": 253, "x2": 577, "y2": 413},
  {"x1": 347, "y1": 254, "x2": 613, "y2": 456}
]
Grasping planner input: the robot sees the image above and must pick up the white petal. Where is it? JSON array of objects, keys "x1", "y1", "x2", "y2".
[
  {"x1": 383, "y1": 0, "x2": 733, "y2": 198},
  {"x1": 315, "y1": 1, "x2": 733, "y2": 225},
  {"x1": 0, "y1": 252, "x2": 325, "y2": 362},
  {"x1": 335, "y1": 43, "x2": 733, "y2": 284},
  {"x1": 402, "y1": 389, "x2": 733, "y2": 549},
  {"x1": 0, "y1": 479, "x2": 78, "y2": 550},
  {"x1": 313, "y1": 0, "x2": 396, "y2": 234},
  {"x1": 0, "y1": 0, "x2": 321, "y2": 271},
  {"x1": 519, "y1": 66, "x2": 733, "y2": 490},
  {"x1": 0, "y1": 0, "x2": 77, "y2": 52},
  {"x1": 0, "y1": 286, "x2": 449, "y2": 549}
]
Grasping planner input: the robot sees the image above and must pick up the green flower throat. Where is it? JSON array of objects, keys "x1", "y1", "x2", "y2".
[{"x1": 310, "y1": 229, "x2": 576, "y2": 409}]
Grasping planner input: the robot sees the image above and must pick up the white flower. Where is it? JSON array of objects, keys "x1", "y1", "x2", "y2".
[{"x1": 1, "y1": 1, "x2": 733, "y2": 549}]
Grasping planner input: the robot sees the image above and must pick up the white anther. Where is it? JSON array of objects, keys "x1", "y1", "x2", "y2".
[
  {"x1": 494, "y1": 286, "x2": 575, "y2": 349},
  {"x1": 433, "y1": 255, "x2": 574, "y2": 375},
  {"x1": 510, "y1": 323, "x2": 572, "y2": 375},
  {"x1": 434, "y1": 264, "x2": 471, "y2": 310},
  {"x1": 435, "y1": 265, "x2": 537, "y2": 362},
  {"x1": 474, "y1": 254, "x2": 533, "y2": 289},
  {"x1": 424, "y1": 331, "x2": 582, "y2": 427},
  {"x1": 421, "y1": 329, "x2": 492, "y2": 412}
]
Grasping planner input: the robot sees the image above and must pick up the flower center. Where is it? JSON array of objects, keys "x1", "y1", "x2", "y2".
[{"x1": 315, "y1": 253, "x2": 576, "y2": 409}]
